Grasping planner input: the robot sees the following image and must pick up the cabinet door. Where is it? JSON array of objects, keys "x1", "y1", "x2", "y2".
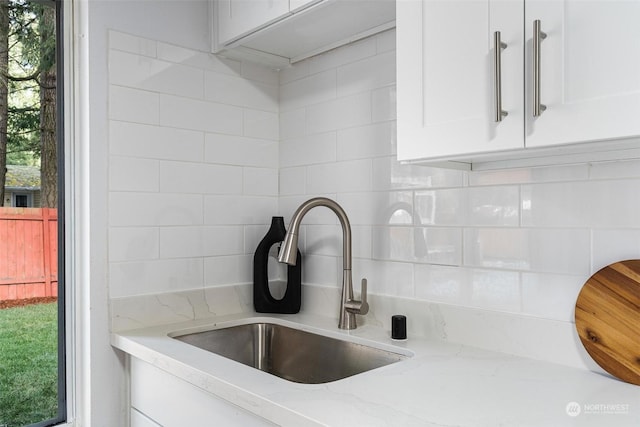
[
  {"x1": 397, "y1": 0, "x2": 524, "y2": 162},
  {"x1": 217, "y1": 0, "x2": 290, "y2": 45},
  {"x1": 526, "y1": 0, "x2": 640, "y2": 147}
]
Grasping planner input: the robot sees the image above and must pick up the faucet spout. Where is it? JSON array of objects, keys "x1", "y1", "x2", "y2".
[{"x1": 278, "y1": 197, "x2": 368, "y2": 330}]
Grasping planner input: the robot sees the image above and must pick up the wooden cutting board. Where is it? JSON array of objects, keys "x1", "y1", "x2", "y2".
[{"x1": 575, "y1": 260, "x2": 640, "y2": 385}]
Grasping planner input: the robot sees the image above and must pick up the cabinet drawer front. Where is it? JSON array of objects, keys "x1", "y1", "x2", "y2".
[{"x1": 130, "y1": 357, "x2": 275, "y2": 427}]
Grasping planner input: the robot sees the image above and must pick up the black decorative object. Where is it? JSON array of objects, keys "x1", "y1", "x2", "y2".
[
  {"x1": 253, "y1": 216, "x2": 302, "y2": 313},
  {"x1": 391, "y1": 315, "x2": 407, "y2": 340}
]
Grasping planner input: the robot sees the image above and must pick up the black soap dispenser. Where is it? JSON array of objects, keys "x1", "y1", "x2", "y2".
[{"x1": 253, "y1": 216, "x2": 302, "y2": 313}]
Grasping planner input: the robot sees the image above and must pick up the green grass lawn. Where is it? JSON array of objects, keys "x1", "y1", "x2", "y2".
[{"x1": 0, "y1": 302, "x2": 58, "y2": 427}]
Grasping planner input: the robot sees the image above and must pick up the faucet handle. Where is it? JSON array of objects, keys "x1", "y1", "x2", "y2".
[{"x1": 358, "y1": 278, "x2": 369, "y2": 315}]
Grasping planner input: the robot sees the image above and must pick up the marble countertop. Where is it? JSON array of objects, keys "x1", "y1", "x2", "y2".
[{"x1": 112, "y1": 312, "x2": 640, "y2": 426}]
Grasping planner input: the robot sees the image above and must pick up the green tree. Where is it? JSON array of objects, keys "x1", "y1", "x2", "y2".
[
  {"x1": 0, "y1": 0, "x2": 56, "y2": 207},
  {"x1": 0, "y1": 2, "x2": 8, "y2": 207}
]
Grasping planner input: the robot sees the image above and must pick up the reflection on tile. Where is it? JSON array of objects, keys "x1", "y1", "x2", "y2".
[
  {"x1": 414, "y1": 264, "x2": 467, "y2": 305},
  {"x1": 373, "y1": 226, "x2": 461, "y2": 266},
  {"x1": 373, "y1": 157, "x2": 466, "y2": 190},
  {"x1": 339, "y1": 191, "x2": 413, "y2": 226},
  {"x1": 470, "y1": 269, "x2": 521, "y2": 312},
  {"x1": 467, "y1": 186, "x2": 519, "y2": 226},
  {"x1": 352, "y1": 258, "x2": 414, "y2": 297},
  {"x1": 416, "y1": 266, "x2": 521, "y2": 313},
  {"x1": 522, "y1": 273, "x2": 586, "y2": 322},
  {"x1": 415, "y1": 189, "x2": 464, "y2": 226},
  {"x1": 464, "y1": 228, "x2": 590, "y2": 274},
  {"x1": 592, "y1": 229, "x2": 640, "y2": 270},
  {"x1": 522, "y1": 180, "x2": 640, "y2": 228}
]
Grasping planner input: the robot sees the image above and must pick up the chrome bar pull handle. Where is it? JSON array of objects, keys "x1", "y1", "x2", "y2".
[
  {"x1": 493, "y1": 31, "x2": 508, "y2": 122},
  {"x1": 533, "y1": 20, "x2": 547, "y2": 117}
]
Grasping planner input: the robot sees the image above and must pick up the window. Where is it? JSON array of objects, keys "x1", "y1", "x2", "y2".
[
  {"x1": 0, "y1": 1, "x2": 65, "y2": 426},
  {"x1": 13, "y1": 194, "x2": 29, "y2": 207}
]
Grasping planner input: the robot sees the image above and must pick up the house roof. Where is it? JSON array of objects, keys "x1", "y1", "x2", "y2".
[{"x1": 5, "y1": 165, "x2": 40, "y2": 190}]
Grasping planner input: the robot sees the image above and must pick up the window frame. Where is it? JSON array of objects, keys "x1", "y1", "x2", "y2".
[{"x1": 26, "y1": 1, "x2": 67, "y2": 426}]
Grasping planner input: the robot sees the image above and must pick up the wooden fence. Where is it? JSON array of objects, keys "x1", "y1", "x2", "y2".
[{"x1": 0, "y1": 208, "x2": 58, "y2": 301}]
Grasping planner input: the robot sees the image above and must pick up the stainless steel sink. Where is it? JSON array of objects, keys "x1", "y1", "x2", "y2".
[{"x1": 172, "y1": 322, "x2": 408, "y2": 384}]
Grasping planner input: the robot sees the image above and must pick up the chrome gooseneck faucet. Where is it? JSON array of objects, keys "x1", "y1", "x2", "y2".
[{"x1": 278, "y1": 197, "x2": 368, "y2": 330}]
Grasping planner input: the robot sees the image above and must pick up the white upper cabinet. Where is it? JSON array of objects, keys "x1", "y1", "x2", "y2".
[
  {"x1": 213, "y1": 0, "x2": 396, "y2": 66},
  {"x1": 217, "y1": 0, "x2": 291, "y2": 45},
  {"x1": 397, "y1": 0, "x2": 640, "y2": 167},
  {"x1": 525, "y1": 0, "x2": 640, "y2": 148}
]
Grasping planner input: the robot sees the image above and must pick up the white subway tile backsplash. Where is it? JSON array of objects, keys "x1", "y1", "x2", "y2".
[
  {"x1": 305, "y1": 225, "x2": 342, "y2": 257},
  {"x1": 279, "y1": 60, "x2": 310, "y2": 85},
  {"x1": 279, "y1": 108, "x2": 307, "y2": 140},
  {"x1": 464, "y1": 228, "x2": 590, "y2": 274},
  {"x1": 522, "y1": 273, "x2": 586, "y2": 321},
  {"x1": 159, "y1": 161, "x2": 242, "y2": 195},
  {"x1": 204, "y1": 134, "x2": 277, "y2": 168},
  {"x1": 373, "y1": 226, "x2": 462, "y2": 266},
  {"x1": 110, "y1": 50, "x2": 204, "y2": 99},
  {"x1": 280, "y1": 131, "x2": 337, "y2": 168},
  {"x1": 414, "y1": 264, "x2": 468, "y2": 304},
  {"x1": 469, "y1": 164, "x2": 589, "y2": 186},
  {"x1": 109, "y1": 193, "x2": 203, "y2": 227},
  {"x1": 110, "y1": 258, "x2": 203, "y2": 298},
  {"x1": 159, "y1": 94, "x2": 243, "y2": 135},
  {"x1": 337, "y1": 122, "x2": 396, "y2": 160},
  {"x1": 352, "y1": 225, "x2": 373, "y2": 259},
  {"x1": 415, "y1": 189, "x2": 464, "y2": 226},
  {"x1": 372, "y1": 156, "x2": 465, "y2": 190},
  {"x1": 302, "y1": 254, "x2": 341, "y2": 287},
  {"x1": 108, "y1": 30, "x2": 640, "y2": 336},
  {"x1": 204, "y1": 255, "x2": 253, "y2": 286},
  {"x1": 338, "y1": 191, "x2": 413, "y2": 226},
  {"x1": 306, "y1": 159, "x2": 372, "y2": 194},
  {"x1": 306, "y1": 92, "x2": 372, "y2": 134},
  {"x1": 592, "y1": 229, "x2": 640, "y2": 270},
  {"x1": 337, "y1": 51, "x2": 395, "y2": 98},
  {"x1": 243, "y1": 109, "x2": 279, "y2": 140},
  {"x1": 243, "y1": 168, "x2": 278, "y2": 196},
  {"x1": 241, "y1": 61, "x2": 279, "y2": 86},
  {"x1": 280, "y1": 69, "x2": 336, "y2": 112},
  {"x1": 522, "y1": 180, "x2": 640, "y2": 228},
  {"x1": 588, "y1": 158, "x2": 640, "y2": 180},
  {"x1": 109, "y1": 86, "x2": 159, "y2": 125},
  {"x1": 352, "y1": 258, "x2": 414, "y2": 297},
  {"x1": 204, "y1": 195, "x2": 277, "y2": 225},
  {"x1": 157, "y1": 42, "x2": 242, "y2": 75},
  {"x1": 109, "y1": 227, "x2": 159, "y2": 262},
  {"x1": 467, "y1": 186, "x2": 520, "y2": 226},
  {"x1": 371, "y1": 85, "x2": 397, "y2": 122},
  {"x1": 109, "y1": 156, "x2": 159, "y2": 192},
  {"x1": 109, "y1": 121, "x2": 204, "y2": 162},
  {"x1": 279, "y1": 167, "x2": 306, "y2": 196},
  {"x1": 470, "y1": 269, "x2": 521, "y2": 312},
  {"x1": 204, "y1": 71, "x2": 278, "y2": 112},
  {"x1": 109, "y1": 31, "x2": 157, "y2": 57},
  {"x1": 159, "y1": 226, "x2": 244, "y2": 258}
]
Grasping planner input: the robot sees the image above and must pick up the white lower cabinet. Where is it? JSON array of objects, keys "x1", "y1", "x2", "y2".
[{"x1": 129, "y1": 357, "x2": 275, "y2": 427}]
